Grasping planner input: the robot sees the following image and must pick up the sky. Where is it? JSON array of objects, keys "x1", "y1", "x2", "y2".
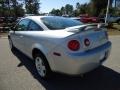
[{"x1": 40, "y1": 0, "x2": 90, "y2": 13}]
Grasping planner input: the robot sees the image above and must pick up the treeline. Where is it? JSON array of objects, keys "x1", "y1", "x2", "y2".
[
  {"x1": 0, "y1": 0, "x2": 120, "y2": 17},
  {"x1": 0, "y1": 0, "x2": 40, "y2": 17},
  {"x1": 50, "y1": 0, "x2": 120, "y2": 17}
]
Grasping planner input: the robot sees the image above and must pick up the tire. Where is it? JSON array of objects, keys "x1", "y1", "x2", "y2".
[
  {"x1": 34, "y1": 52, "x2": 52, "y2": 79},
  {"x1": 8, "y1": 38, "x2": 15, "y2": 50}
]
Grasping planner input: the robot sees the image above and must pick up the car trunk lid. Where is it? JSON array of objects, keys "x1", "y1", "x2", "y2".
[{"x1": 65, "y1": 24, "x2": 108, "y2": 52}]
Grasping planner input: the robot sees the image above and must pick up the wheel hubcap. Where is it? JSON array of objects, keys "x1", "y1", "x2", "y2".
[{"x1": 35, "y1": 57, "x2": 46, "y2": 77}]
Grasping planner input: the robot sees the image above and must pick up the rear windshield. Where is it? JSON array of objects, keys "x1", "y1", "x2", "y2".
[{"x1": 41, "y1": 17, "x2": 82, "y2": 30}]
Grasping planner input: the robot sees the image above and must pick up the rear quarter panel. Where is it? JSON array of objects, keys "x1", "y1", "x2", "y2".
[{"x1": 21, "y1": 31, "x2": 72, "y2": 70}]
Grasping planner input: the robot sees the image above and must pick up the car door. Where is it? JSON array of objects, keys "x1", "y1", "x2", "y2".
[
  {"x1": 23, "y1": 20, "x2": 44, "y2": 57},
  {"x1": 11, "y1": 19, "x2": 30, "y2": 52}
]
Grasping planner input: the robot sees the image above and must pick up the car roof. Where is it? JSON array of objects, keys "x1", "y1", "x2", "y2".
[{"x1": 22, "y1": 16, "x2": 66, "y2": 30}]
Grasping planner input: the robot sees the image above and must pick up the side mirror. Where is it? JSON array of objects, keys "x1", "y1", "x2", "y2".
[{"x1": 10, "y1": 27, "x2": 15, "y2": 31}]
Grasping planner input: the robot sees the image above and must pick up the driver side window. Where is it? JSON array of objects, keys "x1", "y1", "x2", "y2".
[{"x1": 15, "y1": 19, "x2": 30, "y2": 31}]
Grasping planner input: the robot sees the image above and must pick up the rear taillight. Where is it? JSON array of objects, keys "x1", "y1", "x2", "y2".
[
  {"x1": 68, "y1": 40, "x2": 80, "y2": 51},
  {"x1": 84, "y1": 38, "x2": 90, "y2": 46}
]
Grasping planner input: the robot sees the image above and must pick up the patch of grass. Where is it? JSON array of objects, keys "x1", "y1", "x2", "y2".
[{"x1": 108, "y1": 24, "x2": 120, "y2": 35}]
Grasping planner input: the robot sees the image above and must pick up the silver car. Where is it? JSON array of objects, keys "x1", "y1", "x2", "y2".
[{"x1": 8, "y1": 16, "x2": 111, "y2": 79}]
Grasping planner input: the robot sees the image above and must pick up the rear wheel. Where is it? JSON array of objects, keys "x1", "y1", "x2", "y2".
[{"x1": 34, "y1": 52, "x2": 52, "y2": 79}]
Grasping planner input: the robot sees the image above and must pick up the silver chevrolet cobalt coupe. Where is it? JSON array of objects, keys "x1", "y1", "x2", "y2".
[{"x1": 8, "y1": 16, "x2": 111, "y2": 79}]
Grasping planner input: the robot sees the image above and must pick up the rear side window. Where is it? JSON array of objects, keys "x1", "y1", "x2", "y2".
[
  {"x1": 41, "y1": 17, "x2": 82, "y2": 30},
  {"x1": 15, "y1": 19, "x2": 30, "y2": 31},
  {"x1": 28, "y1": 21, "x2": 43, "y2": 31}
]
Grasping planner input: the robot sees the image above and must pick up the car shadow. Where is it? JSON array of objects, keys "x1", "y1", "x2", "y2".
[{"x1": 12, "y1": 49, "x2": 120, "y2": 90}]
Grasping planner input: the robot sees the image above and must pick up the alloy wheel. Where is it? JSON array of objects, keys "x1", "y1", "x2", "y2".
[{"x1": 35, "y1": 57, "x2": 46, "y2": 77}]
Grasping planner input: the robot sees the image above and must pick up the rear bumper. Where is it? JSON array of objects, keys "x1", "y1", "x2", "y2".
[
  {"x1": 68, "y1": 41, "x2": 111, "y2": 57},
  {"x1": 52, "y1": 41, "x2": 111, "y2": 75}
]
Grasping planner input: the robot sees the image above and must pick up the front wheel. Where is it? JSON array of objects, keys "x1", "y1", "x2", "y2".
[{"x1": 34, "y1": 53, "x2": 52, "y2": 79}]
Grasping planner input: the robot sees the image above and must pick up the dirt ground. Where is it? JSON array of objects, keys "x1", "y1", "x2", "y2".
[{"x1": 108, "y1": 24, "x2": 120, "y2": 35}]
